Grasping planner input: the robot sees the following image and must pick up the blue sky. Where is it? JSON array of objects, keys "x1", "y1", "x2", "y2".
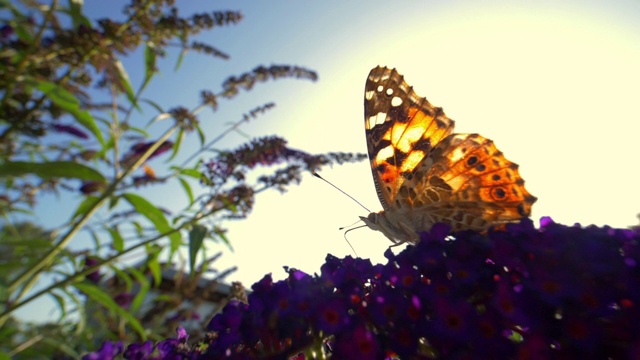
[{"x1": 21, "y1": 0, "x2": 640, "y2": 321}]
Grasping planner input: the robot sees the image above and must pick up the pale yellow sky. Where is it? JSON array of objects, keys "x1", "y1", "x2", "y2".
[
  {"x1": 215, "y1": 1, "x2": 640, "y2": 286},
  {"x1": 16, "y1": 0, "x2": 640, "y2": 324}
]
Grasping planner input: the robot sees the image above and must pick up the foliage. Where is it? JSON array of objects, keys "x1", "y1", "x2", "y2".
[
  {"x1": 0, "y1": 0, "x2": 365, "y2": 358},
  {"x1": 85, "y1": 218, "x2": 640, "y2": 359}
]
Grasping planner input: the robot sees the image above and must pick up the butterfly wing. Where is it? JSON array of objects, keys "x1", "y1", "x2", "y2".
[
  {"x1": 421, "y1": 133, "x2": 537, "y2": 227},
  {"x1": 364, "y1": 66, "x2": 455, "y2": 211},
  {"x1": 363, "y1": 66, "x2": 536, "y2": 240}
]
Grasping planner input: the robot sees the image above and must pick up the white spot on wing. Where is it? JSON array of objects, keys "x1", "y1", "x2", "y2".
[
  {"x1": 391, "y1": 96, "x2": 402, "y2": 107},
  {"x1": 367, "y1": 113, "x2": 388, "y2": 129},
  {"x1": 365, "y1": 90, "x2": 375, "y2": 100},
  {"x1": 376, "y1": 145, "x2": 395, "y2": 162},
  {"x1": 450, "y1": 147, "x2": 466, "y2": 162}
]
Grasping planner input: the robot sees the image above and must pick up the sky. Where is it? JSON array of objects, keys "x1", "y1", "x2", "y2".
[{"x1": 19, "y1": 0, "x2": 640, "y2": 321}]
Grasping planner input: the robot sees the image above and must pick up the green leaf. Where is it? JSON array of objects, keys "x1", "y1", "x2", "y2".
[
  {"x1": 0, "y1": 284, "x2": 7, "y2": 303},
  {"x1": 140, "y1": 98, "x2": 165, "y2": 114},
  {"x1": 71, "y1": 195, "x2": 100, "y2": 222},
  {"x1": 87, "y1": 228, "x2": 101, "y2": 249},
  {"x1": 215, "y1": 228, "x2": 233, "y2": 250},
  {"x1": 0, "y1": 351, "x2": 11, "y2": 360},
  {"x1": 95, "y1": 133, "x2": 114, "y2": 161},
  {"x1": 131, "y1": 221, "x2": 144, "y2": 237},
  {"x1": 175, "y1": 47, "x2": 187, "y2": 71},
  {"x1": 113, "y1": 59, "x2": 139, "y2": 108},
  {"x1": 61, "y1": 286, "x2": 88, "y2": 337},
  {"x1": 170, "y1": 128, "x2": 184, "y2": 161},
  {"x1": 126, "y1": 125, "x2": 150, "y2": 137},
  {"x1": 107, "y1": 226, "x2": 125, "y2": 252},
  {"x1": 177, "y1": 177, "x2": 194, "y2": 204},
  {"x1": 67, "y1": 0, "x2": 91, "y2": 28},
  {"x1": 28, "y1": 79, "x2": 104, "y2": 144},
  {"x1": 13, "y1": 23, "x2": 33, "y2": 43},
  {"x1": 123, "y1": 193, "x2": 181, "y2": 252},
  {"x1": 49, "y1": 290, "x2": 67, "y2": 320},
  {"x1": 189, "y1": 225, "x2": 207, "y2": 272},
  {"x1": 75, "y1": 282, "x2": 146, "y2": 338},
  {"x1": 128, "y1": 267, "x2": 150, "y2": 313},
  {"x1": 196, "y1": 123, "x2": 206, "y2": 146},
  {"x1": 142, "y1": 43, "x2": 157, "y2": 92},
  {"x1": 146, "y1": 111, "x2": 172, "y2": 127},
  {"x1": 41, "y1": 336, "x2": 80, "y2": 359},
  {"x1": 178, "y1": 168, "x2": 202, "y2": 179},
  {"x1": 108, "y1": 194, "x2": 120, "y2": 210},
  {"x1": 146, "y1": 244, "x2": 162, "y2": 286},
  {"x1": 109, "y1": 266, "x2": 133, "y2": 291},
  {"x1": 0, "y1": 161, "x2": 105, "y2": 181}
]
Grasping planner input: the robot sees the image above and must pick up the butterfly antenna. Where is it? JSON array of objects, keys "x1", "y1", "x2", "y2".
[
  {"x1": 338, "y1": 218, "x2": 363, "y2": 231},
  {"x1": 313, "y1": 172, "x2": 370, "y2": 213}
]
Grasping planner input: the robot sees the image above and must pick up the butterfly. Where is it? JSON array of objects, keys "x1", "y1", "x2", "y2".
[{"x1": 360, "y1": 66, "x2": 536, "y2": 245}]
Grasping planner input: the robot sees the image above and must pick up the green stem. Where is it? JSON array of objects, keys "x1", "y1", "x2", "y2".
[
  {"x1": 0, "y1": 205, "x2": 214, "y2": 324},
  {"x1": 2, "y1": 127, "x2": 177, "y2": 324}
]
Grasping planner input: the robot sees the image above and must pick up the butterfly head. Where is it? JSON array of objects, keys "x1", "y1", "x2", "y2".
[
  {"x1": 359, "y1": 212, "x2": 380, "y2": 231},
  {"x1": 360, "y1": 211, "x2": 418, "y2": 245}
]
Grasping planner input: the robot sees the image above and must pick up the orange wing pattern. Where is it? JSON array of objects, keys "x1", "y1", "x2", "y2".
[{"x1": 362, "y1": 66, "x2": 536, "y2": 244}]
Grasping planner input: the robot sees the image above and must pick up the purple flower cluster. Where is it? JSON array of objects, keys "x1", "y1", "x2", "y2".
[
  {"x1": 121, "y1": 141, "x2": 174, "y2": 168},
  {"x1": 85, "y1": 218, "x2": 640, "y2": 359},
  {"x1": 84, "y1": 327, "x2": 192, "y2": 360},
  {"x1": 203, "y1": 136, "x2": 314, "y2": 188},
  {"x1": 50, "y1": 123, "x2": 90, "y2": 139},
  {"x1": 83, "y1": 256, "x2": 102, "y2": 283}
]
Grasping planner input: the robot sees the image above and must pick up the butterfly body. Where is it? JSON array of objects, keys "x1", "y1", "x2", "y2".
[{"x1": 363, "y1": 66, "x2": 536, "y2": 245}]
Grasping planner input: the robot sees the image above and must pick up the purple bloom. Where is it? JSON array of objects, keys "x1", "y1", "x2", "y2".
[
  {"x1": 123, "y1": 341, "x2": 154, "y2": 360},
  {"x1": 155, "y1": 327, "x2": 189, "y2": 359},
  {"x1": 82, "y1": 341, "x2": 123, "y2": 360},
  {"x1": 83, "y1": 256, "x2": 102, "y2": 283},
  {"x1": 79, "y1": 181, "x2": 106, "y2": 195},
  {"x1": 121, "y1": 141, "x2": 173, "y2": 167},
  {"x1": 86, "y1": 218, "x2": 640, "y2": 358},
  {"x1": 313, "y1": 296, "x2": 350, "y2": 333},
  {"x1": 51, "y1": 123, "x2": 89, "y2": 139},
  {"x1": 367, "y1": 287, "x2": 407, "y2": 328},
  {"x1": 332, "y1": 324, "x2": 380, "y2": 360},
  {"x1": 128, "y1": 141, "x2": 173, "y2": 159},
  {"x1": 114, "y1": 292, "x2": 133, "y2": 308},
  {"x1": 0, "y1": 24, "x2": 13, "y2": 40},
  {"x1": 431, "y1": 296, "x2": 474, "y2": 340}
]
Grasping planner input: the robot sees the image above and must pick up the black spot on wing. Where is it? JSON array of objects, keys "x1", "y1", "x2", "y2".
[
  {"x1": 413, "y1": 137, "x2": 432, "y2": 152},
  {"x1": 517, "y1": 203, "x2": 527, "y2": 216},
  {"x1": 389, "y1": 150, "x2": 408, "y2": 167},
  {"x1": 388, "y1": 105, "x2": 409, "y2": 123},
  {"x1": 376, "y1": 139, "x2": 392, "y2": 150},
  {"x1": 491, "y1": 187, "x2": 506, "y2": 200},
  {"x1": 367, "y1": 124, "x2": 390, "y2": 143},
  {"x1": 385, "y1": 156, "x2": 397, "y2": 166}
]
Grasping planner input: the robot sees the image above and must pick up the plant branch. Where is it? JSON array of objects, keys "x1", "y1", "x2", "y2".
[
  {"x1": 4, "y1": 127, "x2": 178, "y2": 313},
  {"x1": 0, "y1": 203, "x2": 218, "y2": 324}
]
